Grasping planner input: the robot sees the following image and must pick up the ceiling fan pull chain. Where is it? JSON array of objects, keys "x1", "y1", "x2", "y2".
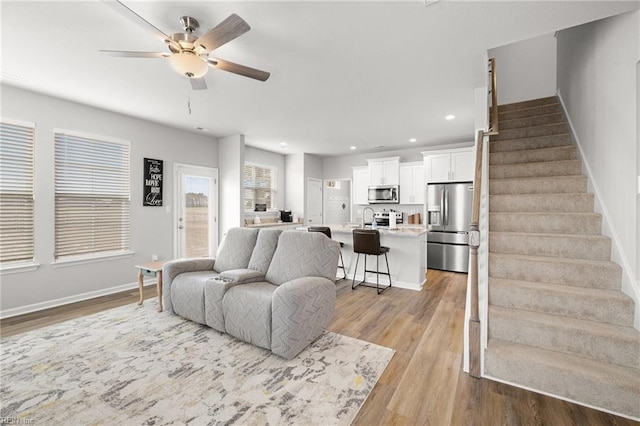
[{"x1": 186, "y1": 80, "x2": 192, "y2": 114}]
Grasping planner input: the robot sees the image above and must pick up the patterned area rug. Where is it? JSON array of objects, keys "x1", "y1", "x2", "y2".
[{"x1": 1, "y1": 300, "x2": 394, "y2": 425}]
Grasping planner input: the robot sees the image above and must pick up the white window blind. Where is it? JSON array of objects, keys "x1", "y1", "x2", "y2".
[
  {"x1": 54, "y1": 131, "x2": 131, "y2": 259},
  {"x1": 0, "y1": 120, "x2": 35, "y2": 264},
  {"x1": 243, "y1": 163, "x2": 275, "y2": 211}
]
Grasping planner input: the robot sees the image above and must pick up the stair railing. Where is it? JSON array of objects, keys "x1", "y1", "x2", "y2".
[
  {"x1": 468, "y1": 58, "x2": 498, "y2": 378},
  {"x1": 488, "y1": 58, "x2": 499, "y2": 135}
]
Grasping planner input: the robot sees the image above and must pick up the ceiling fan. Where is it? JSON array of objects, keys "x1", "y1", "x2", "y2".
[{"x1": 100, "y1": 0, "x2": 270, "y2": 91}]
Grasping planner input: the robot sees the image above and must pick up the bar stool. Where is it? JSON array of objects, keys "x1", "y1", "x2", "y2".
[
  {"x1": 352, "y1": 229, "x2": 391, "y2": 294},
  {"x1": 307, "y1": 226, "x2": 347, "y2": 280}
]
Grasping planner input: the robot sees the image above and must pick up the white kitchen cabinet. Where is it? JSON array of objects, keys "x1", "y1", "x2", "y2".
[
  {"x1": 423, "y1": 147, "x2": 475, "y2": 183},
  {"x1": 352, "y1": 166, "x2": 369, "y2": 205},
  {"x1": 367, "y1": 156, "x2": 400, "y2": 185},
  {"x1": 399, "y1": 162, "x2": 425, "y2": 204}
]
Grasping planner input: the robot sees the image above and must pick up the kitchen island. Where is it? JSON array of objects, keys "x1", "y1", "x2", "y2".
[{"x1": 324, "y1": 225, "x2": 427, "y2": 291}]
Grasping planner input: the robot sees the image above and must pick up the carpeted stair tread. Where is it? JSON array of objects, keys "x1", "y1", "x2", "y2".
[
  {"x1": 489, "y1": 231, "x2": 611, "y2": 260},
  {"x1": 489, "y1": 134, "x2": 572, "y2": 153},
  {"x1": 489, "y1": 159, "x2": 582, "y2": 179},
  {"x1": 489, "y1": 306, "x2": 640, "y2": 369},
  {"x1": 489, "y1": 192, "x2": 594, "y2": 213},
  {"x1": 486, "y1": 95, "x2": 638, "y2": 419},
  {"x1": 499, "y1": 112, "x2": 565, "y2": 130},
  {"x1": 489, "y1": 212, "x2": 602, "y2": 235},
  {"x1": 489, "y1": 175, "x2": 587, "y2": 195},
  {"x1": 489, "y1": 145, "x2": 576, "y2": 165},
  {"x1": 488, "y1": 252, "x2": 622, "y2": 289},
  {"x1": 497, "y1": 96, "x2": 559, "y2": 112},
  {"x1": 484, "y1": 339, "x2": 640, "y2": 419},
  {"x1": 491, "y1": 122, "x2": 569, "y2": 141},
  {"x1": 498, "y1": 103, "x2": 562, "y2": 121},
  {"x1": 489, "y1": 277, "x2": 635, "y2": 326}
]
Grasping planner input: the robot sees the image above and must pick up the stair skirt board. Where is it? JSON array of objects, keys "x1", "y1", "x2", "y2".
[{"x1": 482, "y1": 373, "x2": 640, "y2": 422}]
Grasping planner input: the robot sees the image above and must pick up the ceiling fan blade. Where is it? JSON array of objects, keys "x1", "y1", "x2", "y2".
[
  {"x1": 209, "y1": 58, "x2": 270, "y2": 82},
  {"x1": 195, "y1": 14, "x2": 250, "y2": 53},
  {"x1": 190, "y1": 78, "x2": 208, "y2": 91},
  {"x1": 100, "y1": 50, "x2": 168, "y2": 58},
  {"x1": 100, "y1": 0, "x2": 179, "y2": 50}
]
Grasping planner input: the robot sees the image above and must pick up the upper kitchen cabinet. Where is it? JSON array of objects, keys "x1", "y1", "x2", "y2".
[
  {"x1": 423, "y1": 147, "x2": 474, "y2": 183},
  {"x1": 368, "y1": 156, "x2": 400, "y2": 185},
  {"x1": 352, "y1": 166, "x2": 369, "y2": 205},
  {"x1": 399, "y1": 162, "x2": 425, "y2": 204}
]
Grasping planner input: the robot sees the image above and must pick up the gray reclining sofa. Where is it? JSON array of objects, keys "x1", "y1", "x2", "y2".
[{"x1": 163, "y1": 227, "x2": 340, "y2": 359}]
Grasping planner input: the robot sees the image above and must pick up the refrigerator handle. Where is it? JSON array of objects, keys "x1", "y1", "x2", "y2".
[
  {"x1": 444, "y1": 189, "x2": 449, "y2": 226},
  {"x1": 440, "y1": 188, "x2": 445, "y2": 226}
]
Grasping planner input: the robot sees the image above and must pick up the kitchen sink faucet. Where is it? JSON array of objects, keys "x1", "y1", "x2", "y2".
[{"x1": 361, "y1": 206, "x2": 375, "y2": 228}]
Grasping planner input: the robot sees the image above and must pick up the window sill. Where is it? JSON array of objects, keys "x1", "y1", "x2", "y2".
[
  {"x1": 0, "y1": 262, "x2": 41, "y2": 275},
  {"x1": 51, "y1": 250, "x2": 135, "y2": 268}
]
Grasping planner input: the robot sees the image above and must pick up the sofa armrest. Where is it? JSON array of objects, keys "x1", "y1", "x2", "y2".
[
  {"x1": 163, "y1": 258, "x2": 215, "y2": 313},
  {"x1": 218, "y1": 268, "x2": 264, "y2": 284},
  {"x1": 271, "y1": 276, "x2": 336, "y2": 359}
]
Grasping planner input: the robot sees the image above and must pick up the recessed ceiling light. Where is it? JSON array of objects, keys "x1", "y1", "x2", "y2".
[
  {"x1": 409, "y1": 138, "x2": 417, "y2": 143},
  {"x1": 350, "y1": 146, "x2": 357, "y2": 150},
  {"x1": 445, "y1": 114, "x2": 456, "y2": 120},
  {"x1": 280, "y1": 142, "x2": 287, "y2": 147}
]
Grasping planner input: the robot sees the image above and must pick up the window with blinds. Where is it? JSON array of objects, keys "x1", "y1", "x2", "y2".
[
  {"x1": 0, "y1": 120, "x2": 35, "y2": 265},
  {"x1": 243, "y1": 163, "x2": 276, "y2": 211},
  {"x1": 54, "y1": 131, "x2": 131, "y2": 260}
]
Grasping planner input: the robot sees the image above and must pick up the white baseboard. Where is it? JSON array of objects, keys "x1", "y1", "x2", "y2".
[
  {"x1": 557, "y1": 90, "x2": 640, "y2": 330},
  {"x1": 346, "y1": 273, "x2": 423, "y2": 291},
  {"x1": 0, "y1": 278, "x2": 158, "y2": 319}
]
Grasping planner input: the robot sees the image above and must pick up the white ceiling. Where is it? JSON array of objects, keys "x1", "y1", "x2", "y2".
[{"x1": 2, "y1": 1, "x2": 638, "y2": 157}]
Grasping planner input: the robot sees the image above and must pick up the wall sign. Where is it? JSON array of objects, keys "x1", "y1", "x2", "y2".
[{"x1": 143, "y1": 158, "x2": 163, "y2": 206}]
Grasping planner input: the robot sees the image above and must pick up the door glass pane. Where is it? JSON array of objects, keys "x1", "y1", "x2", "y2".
[{"x1": 185, "y1": 175, "x2": 210, "y2": 257}]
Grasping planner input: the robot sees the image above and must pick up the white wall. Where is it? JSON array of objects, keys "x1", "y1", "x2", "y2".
[
  {"x1": 245, "y1": 146, "x2": 286, "y2": 211},
  {"x1": 285, "y1": 153, "x2": 304, "y2": 221},
  {"x1": 0, "y1": 85, "x2": 218, "y2": 315},
  {"x1": 218, "y1": 135, "x2": 244, "y2": 236},
  {"x1": 556, "y1": 10, "x2": 639, "y2": 326},
  {"x1": 489, "y1": 33, "x2": 557, "y2": 105}
]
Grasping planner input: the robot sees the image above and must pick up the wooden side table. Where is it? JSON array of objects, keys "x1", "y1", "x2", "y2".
[{"x1": 135, "y1": 260, "x2": 167, "y2": 312}]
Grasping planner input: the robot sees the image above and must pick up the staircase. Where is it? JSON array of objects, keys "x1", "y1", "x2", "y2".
[{"x1": 483, "y1": 96, "x2": 640, "y2": 419}]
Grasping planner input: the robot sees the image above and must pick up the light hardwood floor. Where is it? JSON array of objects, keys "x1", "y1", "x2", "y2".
[{"x1": 1, "y1": 270, "x2": 637, "y2": 425}]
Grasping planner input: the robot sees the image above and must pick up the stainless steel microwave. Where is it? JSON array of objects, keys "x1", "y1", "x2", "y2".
[{"x1": 368, "y1": 185, "x2": 399, "y2": 204}]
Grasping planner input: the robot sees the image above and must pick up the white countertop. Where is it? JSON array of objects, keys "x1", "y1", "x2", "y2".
[
  {"x1": 246, "y1": 221, "x2": 303, "y2": 229},
  {"x1": 323, "y1": 224, "x2": 427, "y2": 237}
]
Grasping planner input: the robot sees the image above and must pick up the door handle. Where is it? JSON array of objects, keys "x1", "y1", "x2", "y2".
[{"x1": 178, "y1": 225, "x2": 184, "y2": 229}]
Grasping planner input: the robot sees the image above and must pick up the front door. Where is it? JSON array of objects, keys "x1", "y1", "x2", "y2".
[{"x1": 174, "y1": 164, "x2": 218, "y2": 258}]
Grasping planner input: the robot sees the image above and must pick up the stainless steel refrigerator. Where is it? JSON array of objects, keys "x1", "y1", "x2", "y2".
[{"x1": 426, "y1": 182, "x2": 473, "y2": 273}]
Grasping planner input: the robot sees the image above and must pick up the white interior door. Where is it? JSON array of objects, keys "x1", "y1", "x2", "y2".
[
  {"x1": 323, "y1": 179, "x2": 351, "y2": 225},
  {"x1": 174, "y1": 164, "x2": 218, "y2": 259},
  {"x1": 306, "y1": 178, "x2": 323, "y2": 226}
]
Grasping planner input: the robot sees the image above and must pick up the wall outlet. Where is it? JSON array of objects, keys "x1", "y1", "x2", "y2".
[{"x1": 151, "y1": 254, "x2": 158, "y2": 262}]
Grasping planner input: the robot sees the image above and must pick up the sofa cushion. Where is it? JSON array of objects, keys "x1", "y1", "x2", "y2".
[
  {"x1": 222, "y1": 282, "x2": 276, "y2": 350},
  {"x1": 213, "y1": 227, "x2": 260, "y2": 273},
  {"x1": 247, "y1": 229, "x2": 283, "y2": 274},
  {"x1": 171, "y1": 271, "x2": 216, "y2": 324},
  {"x1": 265, "y1": 231, "x2": 340, "y2": 285}
]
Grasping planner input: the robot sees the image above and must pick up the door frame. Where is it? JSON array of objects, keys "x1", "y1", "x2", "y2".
[{"x1": 173, "y1": 163, "x2": 219, "y2": 259}]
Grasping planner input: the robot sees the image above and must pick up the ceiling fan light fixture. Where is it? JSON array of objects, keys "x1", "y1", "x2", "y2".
[{"x1": 169, "y1": 51, "x2": 208, "y2": 78}]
